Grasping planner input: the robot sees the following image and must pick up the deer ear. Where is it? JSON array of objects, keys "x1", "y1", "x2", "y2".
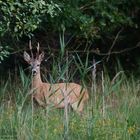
[
  {"x1": 39, "y1": 51, "x2": 44, "y2": 62},
  {"x1": 24, "y1": 51, "x2": 31, "y2": 63}
]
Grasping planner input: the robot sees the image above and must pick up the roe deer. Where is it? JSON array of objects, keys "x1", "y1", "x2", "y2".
[{"x1": 23, "y1": 43, "x2": 89, "y2": 114}]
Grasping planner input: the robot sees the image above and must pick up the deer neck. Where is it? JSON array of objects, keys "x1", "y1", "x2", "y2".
[{"x1": 32, "y1": 71, "x2": 42, "y2": 88}]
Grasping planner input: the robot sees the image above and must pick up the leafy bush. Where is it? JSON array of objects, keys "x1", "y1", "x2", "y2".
[
  {"x1": 0, "y1": 0, "x2": 139, "y2": 62},
  {"x1": 0, "y1": 0, "x2": 61, "y2": 38},
  {"x1": 0, "y1": 0, "x2": 139, "y2": 39}
]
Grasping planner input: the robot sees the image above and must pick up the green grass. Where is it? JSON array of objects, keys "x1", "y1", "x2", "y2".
[{"x1": 0, "y1": 68, "x2": 140, "y2": 140}]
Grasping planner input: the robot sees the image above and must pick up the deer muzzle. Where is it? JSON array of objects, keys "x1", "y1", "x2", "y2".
[{"x1": 32, "y1": 69, "x2": 37, "y2": 76}]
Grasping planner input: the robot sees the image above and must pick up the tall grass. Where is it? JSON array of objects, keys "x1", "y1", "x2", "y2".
[{"x1": 0, "y1": 55, "x2": 140, "y2": 140}]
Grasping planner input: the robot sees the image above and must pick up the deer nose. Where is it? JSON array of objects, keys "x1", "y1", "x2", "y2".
[{"x1": 32, "y1": 69, "x2": 37, "y2": 75}]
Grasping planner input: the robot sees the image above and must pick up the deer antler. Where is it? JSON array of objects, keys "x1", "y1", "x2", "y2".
[
  {"x1": 29, "y1": 40, "x2": 33, "y2": 59},
  {"x1": 36, "y1": 42, "x2": 40, "y2": 58}
]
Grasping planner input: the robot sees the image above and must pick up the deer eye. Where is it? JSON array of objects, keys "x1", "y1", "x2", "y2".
[{"x1": 37, "y1": 64, "x2": 40, "y2": 67}]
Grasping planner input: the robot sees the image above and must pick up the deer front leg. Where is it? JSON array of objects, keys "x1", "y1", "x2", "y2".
[{"x1": 35, "y1": 97, "x2": 46, "y2": 107}]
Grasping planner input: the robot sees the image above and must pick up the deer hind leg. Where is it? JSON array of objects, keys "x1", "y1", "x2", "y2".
[{"x1": 71, "y1": 101, "x2": 84, "y2": 115}]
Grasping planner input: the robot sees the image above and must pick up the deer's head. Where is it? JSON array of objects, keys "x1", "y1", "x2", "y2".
[{"x1": 24, "y1": 42, "x2": 44, "y2": 76}]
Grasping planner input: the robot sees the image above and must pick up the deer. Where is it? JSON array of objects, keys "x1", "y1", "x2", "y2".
[{"x1": 23, "y1": 43, "x2": 89, "y2": 114}]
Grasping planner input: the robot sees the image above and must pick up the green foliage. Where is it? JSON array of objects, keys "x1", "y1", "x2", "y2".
[
  {"x1": 0, "y1": 45, "x2": 10, "y2": 62},
  {"x1": 0, "y1": 0, "x2": 62, "y2": 62},
  {"x1": 0, "y1": 0, "x2": 139, "y2": 62},
  {"x1": 0, "y1": 0, "x2": 61, "y2": 38},
  {"x1": 0, "y1": 0, "x2": 139, "y2": 39},
  {"x1": 47, "y1": 0, "x2": 139, "y2": 39}
]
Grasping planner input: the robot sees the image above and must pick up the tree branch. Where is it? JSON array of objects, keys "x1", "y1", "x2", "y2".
[{"x1": 106, "y1": 28, "x2": 123, "y2": 61}]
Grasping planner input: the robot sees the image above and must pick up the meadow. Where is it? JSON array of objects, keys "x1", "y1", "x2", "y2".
[{"x1": 0, "y1": 56, "x2": 140, "y2": 140}]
